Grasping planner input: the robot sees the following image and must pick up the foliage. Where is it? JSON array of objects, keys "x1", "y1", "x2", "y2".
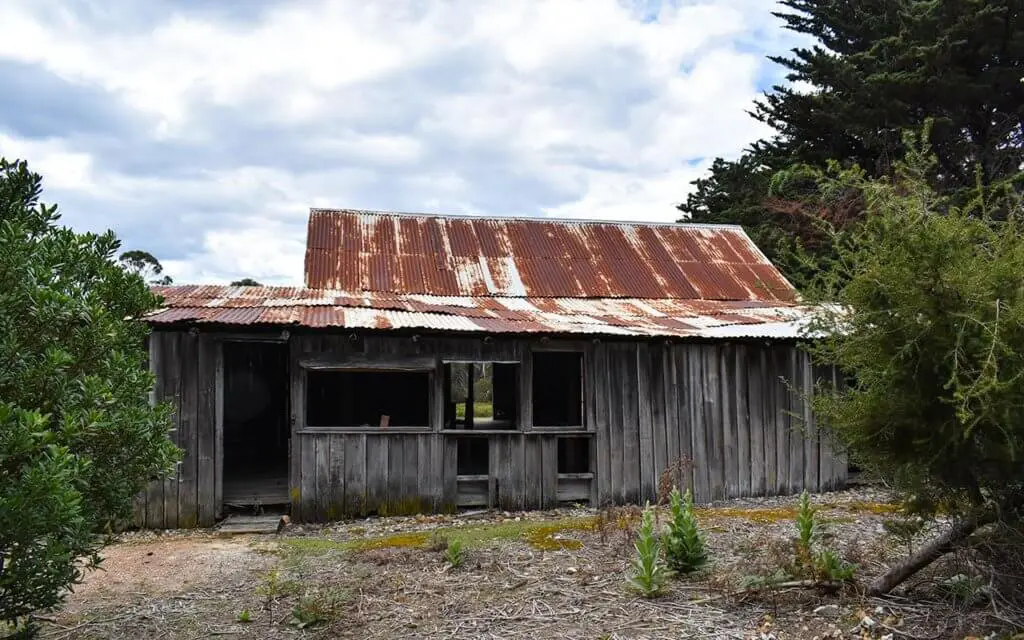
[
  {"x1": 794, "y1": 491, "x2": 816, "y2": 568},
  {"x1": 119, "y1": 249, "x2": 172, "y2": 285},
  {"x1": 0, "y1": 158, "x2": 178, "y2": 631},
  {"x1": 803, "y1": 138, "x2": 1024, "y2": 520},
  {"x1": 663, "y1": 488, "x2": 708, "y2": 575},
  {"x1": 814, "y1": 549, "x2": 856, "y2": 583},
  {"x1": 626, "y1": 503, "x2": 669, "y2": 598},
  {"x1": 230, "y1": 278, "x2": 262, "y2": 286},
  {"x1": 679, "y1": 0, "x2": 1024, "y2": 286},
  {"x1": 444, "y1": 539, "x2": 465, "y2": 569},
  {"x1": 236, "y1": 609, "x2": 252, "y2": 623}
]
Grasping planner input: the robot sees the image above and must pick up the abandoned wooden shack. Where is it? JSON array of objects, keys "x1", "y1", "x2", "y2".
[{"x1": 134, "y1": 208, "x2": 846, "y2": 528}]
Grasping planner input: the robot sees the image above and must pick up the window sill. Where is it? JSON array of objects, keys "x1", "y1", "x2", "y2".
[{"x1": 298, "y1": 427, "x2": 432, "y2": 435}]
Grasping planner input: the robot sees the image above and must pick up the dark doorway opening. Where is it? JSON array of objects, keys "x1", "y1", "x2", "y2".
[{"x1": 223, "y1": 341, "x2": 290, "y2": 508}]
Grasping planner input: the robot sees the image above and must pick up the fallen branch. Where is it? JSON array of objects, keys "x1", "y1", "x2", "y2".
[{"x1": 868, "y1": 511, "x2": 995, "y2": 596}]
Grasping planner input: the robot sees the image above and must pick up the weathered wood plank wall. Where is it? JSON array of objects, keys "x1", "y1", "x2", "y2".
[{"x1": 136, "y1": 330, "x2": 847, "y2": 528}]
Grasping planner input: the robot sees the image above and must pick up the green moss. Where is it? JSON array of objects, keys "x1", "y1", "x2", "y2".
[{"x1": 377, "y1": 498, "x2": 428, "y2": 518}]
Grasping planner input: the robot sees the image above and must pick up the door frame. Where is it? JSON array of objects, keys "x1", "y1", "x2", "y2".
[{"x1": 214, "y1": 332, "x2": 291, "y2": 518}]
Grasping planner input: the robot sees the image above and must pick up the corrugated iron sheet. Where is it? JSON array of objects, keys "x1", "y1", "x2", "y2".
[
  {"x1": 303, "y1": 209, "x2": 796, "y2": 302},
  {"x1": 147, "y1": 285, "x2": 814, "y2": 339}
]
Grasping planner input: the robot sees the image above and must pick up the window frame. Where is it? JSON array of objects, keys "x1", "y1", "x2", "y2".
[
  {"x1": 440, "y1": 358, "x2": 522, "y2": 432},
  {"x1": 529, "y1": 347, "x2": 587, "y2": 432},
  {"x1": 298, "y1": 359, "x2": 436, "y2": 433}
]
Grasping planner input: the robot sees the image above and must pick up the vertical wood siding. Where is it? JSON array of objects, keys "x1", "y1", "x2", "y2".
[{"x1": 136, "y1": 331, "x2": 847, "y2": 528}]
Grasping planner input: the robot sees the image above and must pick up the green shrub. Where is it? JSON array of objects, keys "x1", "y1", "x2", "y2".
[
  {"x1": 626, "y1": 503, "x2": 669, "y2": 598},
  {"x1": 444, "y1": 539, "x2": 465, "y2": 568},
  {"x1": 0, "y1": 158, "x2": 179, "y2": 632},
  {"x1": 663, "y1": 487, "x2": 708, "y2": 575}
]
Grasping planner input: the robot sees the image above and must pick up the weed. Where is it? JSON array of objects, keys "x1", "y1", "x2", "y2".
[
  {"x1": 815, "y1": 549, "x2": 857, "y2": 582},
  {"x1": 794, "y1": 490, "x2": 816, "y2": 570},
  {"x1": 445, "y1": 539, "x2": 466, "y2": 568},
  {"x1": 663, "y1": 487, "x2": 708, "y2": 575},
  {"x1": 428, "y1": 531, "x2": 449, "y2": 552},
  {"x1": 626, "y1": 503, "x2": 669, "y2": 598},
  {"x1": 289, "y1": 586, "x2": 349, "y2": 629},
  {"x1": 236, "y1": 609, "x2": 252, "y2": 623},
  {"x1": 657, "y1": 456, "x2": 694, "y2": 505}
]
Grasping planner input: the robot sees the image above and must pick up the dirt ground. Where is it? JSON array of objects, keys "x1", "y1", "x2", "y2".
[{"x1": 41, "y1": 489, "x2": 1022, "y2": 640}]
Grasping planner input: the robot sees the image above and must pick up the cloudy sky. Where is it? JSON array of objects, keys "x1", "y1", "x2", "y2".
[{"x1": 0, "y1": 0, "x2": 799, "y2": 285}]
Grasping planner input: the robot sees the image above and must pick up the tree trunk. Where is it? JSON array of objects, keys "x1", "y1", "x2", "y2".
[{"x1": 867, "y1": 512, "x2": 994, "y2": 596}]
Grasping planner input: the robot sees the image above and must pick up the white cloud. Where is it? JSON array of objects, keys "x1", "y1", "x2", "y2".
[{"x1": 0, "y1": 0, "x2": 800, "y2": 284}]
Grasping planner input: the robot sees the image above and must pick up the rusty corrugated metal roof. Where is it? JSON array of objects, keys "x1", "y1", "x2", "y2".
[
  {"x1": 303, "y1": 209, "x2": 796, "y2": 302},
  {"x1": 147, "y1": 285, "x2": 814, "y2": 339}
]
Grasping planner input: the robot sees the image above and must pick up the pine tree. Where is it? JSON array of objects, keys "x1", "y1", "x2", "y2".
[{"x1": 680, "y1": 1, "x2": 1024, "y2": 285}]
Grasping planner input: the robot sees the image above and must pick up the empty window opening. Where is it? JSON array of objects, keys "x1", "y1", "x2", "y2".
[
  {"x1": 532, "y1": 352, "x2": 584, "y2": 427},
  {"x1": 306, "y1": 370, "x2": 430, "y2": 427},
  {"x1": 223, "y1": 341, "x2": 290, "y2": 507},
  {"x1": 444, "y1": 362, "x2": 518, "y2": 429},
  {"x1": 456, "y1": 437, "x2": 489, "y2": 476},
  {"x1": 557, "y1": 437, "x2": 591, "y2": 474}
]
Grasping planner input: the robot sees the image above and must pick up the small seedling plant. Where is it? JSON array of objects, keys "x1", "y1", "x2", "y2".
[
  {"x1": 663, "y1": 487, "x2": 708, "y2": 575},
  {"x1": 444, "y1": 538, "x2": 465, "y2": 569},
  {"x1": 627, "y1": 503, "x2": 669, "y2": 598}
]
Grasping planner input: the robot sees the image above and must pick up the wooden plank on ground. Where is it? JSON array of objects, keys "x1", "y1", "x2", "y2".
[{"x1": 636, "y1": 343, "x2": 656, "y2": 503}]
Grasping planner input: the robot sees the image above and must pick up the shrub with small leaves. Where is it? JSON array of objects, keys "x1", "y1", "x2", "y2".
[
  {"x1": 444, "y1": 539, "x2": 465, "y2": 568},
  {"x1": 663, "y1": 487, "x2": 708, "y2": 575},
  {"x1": 627, "y1": 503, "x2": 669, "y2": 598}
]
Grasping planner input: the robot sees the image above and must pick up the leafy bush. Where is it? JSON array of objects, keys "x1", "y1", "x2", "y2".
[
  {"x1": 627, "y1": 503, "x2": 669, "y2": 598},
  {"x1": 663, "y1": 487, "x2": 708, "y2": 575},
  {"x1": 0, "y1": 158, "x2": 178, "y2": 632}
]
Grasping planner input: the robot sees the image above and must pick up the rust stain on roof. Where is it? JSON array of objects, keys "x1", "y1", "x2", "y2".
[
  {"x1": 303, "y1": 209, "x2": 796, "y2": 302},
  {"x1": 148, "y1": 285, "x2": 813, "y2": 339}
]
